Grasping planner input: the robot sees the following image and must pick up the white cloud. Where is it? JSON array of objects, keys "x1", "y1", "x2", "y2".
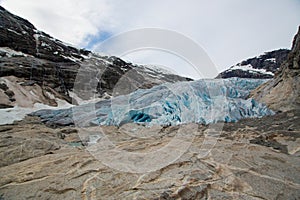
[
  {"x1": 121, "y1": 50, "x2": 206, "y2": 79},
  {"x1": 1, "y1": 0, "x2": 113, "y2": 47},
  {"x1": 1, "y1": 0, "x2": 300, "y2": 78},
  {"x1": 104, "y1": 0, "x2": 300, "y2": 78}
]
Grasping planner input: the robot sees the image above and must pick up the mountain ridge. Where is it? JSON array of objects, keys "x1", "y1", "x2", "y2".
[
  {"x1": 0, "y1": 6, "x2": 192, "y2": 109},
  {"x1": 216, "y1": 49, "x2": 290, "y2": 79}
]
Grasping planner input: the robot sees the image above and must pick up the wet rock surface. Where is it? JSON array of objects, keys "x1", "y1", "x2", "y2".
[{"x1": 0, "y1": 110, "x2": 299, "y2": 199}]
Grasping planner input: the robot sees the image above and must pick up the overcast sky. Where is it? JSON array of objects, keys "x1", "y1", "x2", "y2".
[{"x1": 1, "y1": 0, "x2": 300, "y2": 79}]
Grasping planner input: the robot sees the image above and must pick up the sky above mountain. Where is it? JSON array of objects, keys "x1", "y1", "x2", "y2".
[{"x1": 1, "y1": 0, "x2": 300, "y2": 79}]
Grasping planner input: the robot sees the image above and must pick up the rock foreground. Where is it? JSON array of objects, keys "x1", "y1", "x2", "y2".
[{"x1": 0, "y1": 110, "x2": 299, "y2": 199}]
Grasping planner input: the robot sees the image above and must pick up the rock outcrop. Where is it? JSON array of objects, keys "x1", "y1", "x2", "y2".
[
  {"x1": 251, "y1": 27, "x2": 300, "y2": 111},
  {"x1": 216, "y1": 49, "x2": 289, "y2": 79},
  {"x1": 0, "y1": 110, "x2": 299, "y2": 199},
  {"x1": 0, "y1": 6, "x2": 90, "y2": 62},
  {"x1": 0, "y1": 76, "x2": 66, "y2": 108}
]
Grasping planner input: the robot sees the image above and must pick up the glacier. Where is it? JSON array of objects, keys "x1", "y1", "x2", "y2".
[{"x1": 32, "y1": 78, "x2": 274, "y2": 127}]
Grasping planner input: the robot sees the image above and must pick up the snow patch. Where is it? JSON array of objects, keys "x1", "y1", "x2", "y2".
[
  {"x1": 142, "y1": 64, "x2": 174, "y2": 75},
  {"x1": 229, "y1": 64, "x2": 274, "y2": 76},
  {"x1": 265, "y1": 58, "x2": 276, "y2": 63},
  {"x1": 80, "y1": 53, "x2": 92, "y2": 59},
  {"x1": 41, "y1": 42, "x2": 51, "y2": 48},
  {"x1": 61, "y1": 55, "x2": 82, "y2": 63},
  {"x1": 0, "y1": 101, "x2": 73, "y2": 125},
  {"x1": 0, "y1": 47, "x2": 29, "y2": 57},
  {"x1": 7, "y1": 28, "x2": 22, "y2": 36},
  {"x1": 33, "y1": 33, "x2": 40, "y2": 55},
  {"x1": 0, "y1": 76, "x2": 74, "y2": 125}
]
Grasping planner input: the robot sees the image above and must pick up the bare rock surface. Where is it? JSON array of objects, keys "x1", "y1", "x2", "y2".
[
  {"x1": 0, "y1": 76, "x2": 69, "y2": 108},
  {"x1": 251, "y1": 27, "x2": 300, "y2": 111},
  {"x1": 0, "y1": 110, "x2": 299, "y2": 199}
]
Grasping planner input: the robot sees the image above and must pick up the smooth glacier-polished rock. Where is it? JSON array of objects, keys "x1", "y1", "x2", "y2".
[{"x1": 0, "y1": 110, "x2": 299, "y2": 199}]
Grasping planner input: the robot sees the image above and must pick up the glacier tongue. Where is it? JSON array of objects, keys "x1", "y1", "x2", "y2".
[{"x1": 33, "y1": 78, "x2": 274, "y2": 126}]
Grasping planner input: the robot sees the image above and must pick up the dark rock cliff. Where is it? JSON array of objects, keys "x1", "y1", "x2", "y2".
[
  {"x1": 0, "y1": 6, "x2": 191, "y2": 107},
  {"x1": 216, "y1": 49, "x2": 290, "y2": 79},
  {"x1": 0, "y1": 6, "x2": 90, "y2": 62}
]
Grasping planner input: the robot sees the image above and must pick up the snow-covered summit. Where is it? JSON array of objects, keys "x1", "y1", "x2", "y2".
[
  {"x1": 217, "y1": 49, "x2": 289, "y2": 79},
  {"x1": 228, "y1": 64, "x2": 274, "y2": 76}
]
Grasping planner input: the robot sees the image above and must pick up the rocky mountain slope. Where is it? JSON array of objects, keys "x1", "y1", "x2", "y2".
[
  {"x1": 251, "y1": 26, "x2": 300, "y2": 111},
  {"x1": 0, "y1": 6, "x2": 191, "y2": 109},
  {"x1": 216, "y1": 49, "x2": 290, "y2": 79}
]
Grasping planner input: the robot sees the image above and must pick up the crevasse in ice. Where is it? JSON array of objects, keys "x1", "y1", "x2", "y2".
[{"x1": 33, "y1": 78, "x2": 274, "y2": 126}]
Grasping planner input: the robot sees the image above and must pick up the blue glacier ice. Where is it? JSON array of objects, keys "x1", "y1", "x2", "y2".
[{"x1": 32, "y1": 78, "x2": 274, "y2": 127}]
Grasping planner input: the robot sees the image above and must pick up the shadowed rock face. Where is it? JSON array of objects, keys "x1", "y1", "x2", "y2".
[
  {"x1": 251, "y1": 27, "x2": 300, "y2": 111},
  {"x1": 216, "y1": 49, "x2": 290, "y2": 79},
  {"x1": 0, "y1": 6, "x2": 90, "y2": 62},
  {"x1": 0, "y1": 6, "x2": 191, "y2": 107}
]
